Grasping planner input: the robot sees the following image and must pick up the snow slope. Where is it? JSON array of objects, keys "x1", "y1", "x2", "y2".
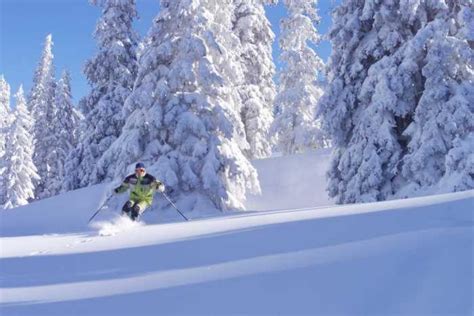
[
  {"x1": 0, "y1": 150, "x2": 332, "y2": 237},
  {"x1": 1, "y1": 151, "x2": 473, "y2": 315}
]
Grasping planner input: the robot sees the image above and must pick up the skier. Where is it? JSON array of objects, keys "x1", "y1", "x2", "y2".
[{"x1": 113, "y1": 162, "x2": 165, "y2": 221}]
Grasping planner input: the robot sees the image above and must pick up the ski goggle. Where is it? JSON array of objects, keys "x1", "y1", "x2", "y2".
[{"x1": 135, "y1": 168, "x2": 145, "y2": 172}]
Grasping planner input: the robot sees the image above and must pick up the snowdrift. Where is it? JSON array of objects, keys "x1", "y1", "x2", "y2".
[{"x1": 1, "y1": 150, "x2": 473, "y2": 315}]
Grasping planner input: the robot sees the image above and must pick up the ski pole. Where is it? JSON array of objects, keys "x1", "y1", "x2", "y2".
[
  {"x1": 161, "y1": 191, "x2": 188, "y2": 221},
  {"x1": 88, "y1": 194, "x2": 114, "y2": 223}
]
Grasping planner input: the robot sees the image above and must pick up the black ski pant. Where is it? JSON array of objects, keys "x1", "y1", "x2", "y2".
[{"x1": 122, "y1": 200, "x2": 148, "y2": 221}]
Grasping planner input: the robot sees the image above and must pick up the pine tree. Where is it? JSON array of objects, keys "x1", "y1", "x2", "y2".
[
  {"x1": 63, "y1": 0, "x2": 139, "y2": 190},
  {"x1": 232, "y1": 0, "x2": 277, "y2": 159},
  {"x1": 0, "y1": 75, "x2": 12, "y2": 205},
  {"x1": 318, "y1": 0, "x2": 432, "y2": 203},
  {"x1": 3, "y1": 86, "x2": 39, "y2": 209},
  {"x1": 0, "y1": 75, "x2": 10, "y2": 146},
  {"x1": 401, "y1": 1, "x2": 474, "y2": 195},
  {"x1": 99, "y1": 0, "x2": 260, "y2": 212},
  {"x1": 43, "y1": 71, "x2": 81, "y2": 196},
  {"x1": 272, "y1": 0, "x2": 326, "y2": 154},
  {"x1": 208, "y1": 0, "x2": 249, "y2": 157},
  {"x1": 319, "y1": 0, "x2": 473, "y2": 204},
  {"x1": 28, "y1": 34, "x2": 55, "y2": 114},
  {"x1": 61, "y1": 71, "x2": 82, "y2": 147},
  {"x1": 28, "y1": 34, "x2": 57, "y2": 199}
]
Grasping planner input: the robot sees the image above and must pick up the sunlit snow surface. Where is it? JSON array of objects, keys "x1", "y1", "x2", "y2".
[{"x1": 1, "y1": 151, "x2": 473, "y2": 315}]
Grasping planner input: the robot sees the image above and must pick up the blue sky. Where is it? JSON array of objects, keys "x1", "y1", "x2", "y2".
[{"x1": 0, "y1": 0, "x2": 338, "y2": 103}]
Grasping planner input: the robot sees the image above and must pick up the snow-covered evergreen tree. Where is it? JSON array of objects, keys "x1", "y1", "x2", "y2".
[
  {"x1": 28, "y1": 34, "x2": 57, "y2": 199},
  {"x1": 272, "y1": 0, "x2": 326, "y2": 154},
  {"x1": 319, "y1": 0, "x2": 473, "y2": 204},
  {"x1": 0, "y1": 75, "x2": 10, "y2": 147},
  {"x1": 208, "y1": 0, "x2": 249, "y2": 155},
  {"x1": 99, "y1": 0, "x2": 260, "y2": 212},
  {"x1": 401, "y1": 1, "x2": 474, "y2": 195},
  {"x1": 0, "y1": 75, "x2": 12, "y2": 205},
  {"x1": 62, "y1": 71, "x2": 84, "y2": 145},
  {"x1": 318, "y1": 0, "x2": 431, "y2": 203},
  {"x1": 43, "y1": 71, "x2": 81, "y2": 196},
  {"x1": 63, "y1": 0, "x2": 139, "y2": 190},
  {"x1": 0, "y1": 75, "x2": 11, "y2": 145},
  {"x1": 232, "y1": 0, "x2": 277, "y2": 159},
  {"x1": 28, "y1": 34, "x2": 55, "y2": 115},
  {"x1": 3, "y1": 86, "x2": 40, "y2": 209}
]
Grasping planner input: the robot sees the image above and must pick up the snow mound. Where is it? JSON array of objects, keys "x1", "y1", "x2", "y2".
[{"x1": 246, "y1": 149, "x2": 332, "y2": 210}]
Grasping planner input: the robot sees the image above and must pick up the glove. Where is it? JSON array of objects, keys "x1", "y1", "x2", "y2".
[
  {"x1": 157, "y1": 183, "x2": 165, "y2": 193},
  {"x1": 114, "y1": 187, "x2": 120, "y2": 194}
]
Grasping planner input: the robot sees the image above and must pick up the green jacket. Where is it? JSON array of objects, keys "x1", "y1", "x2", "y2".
[{"x1": 115, "y1": 173, "x2": 163, "y2": 206}]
